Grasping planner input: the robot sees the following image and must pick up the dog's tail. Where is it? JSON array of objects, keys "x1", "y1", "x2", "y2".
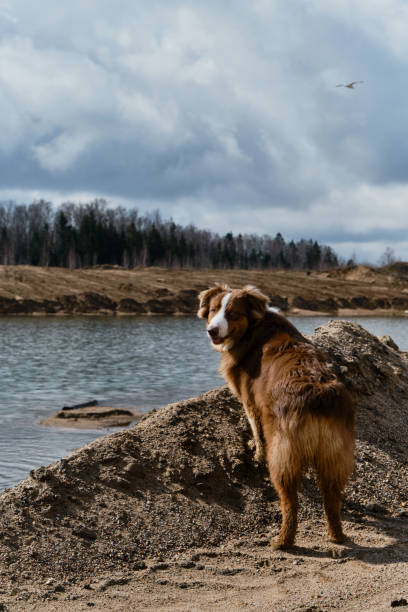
[{"x1": 268, "y1": 410, "x2": 355, "y2": 491}]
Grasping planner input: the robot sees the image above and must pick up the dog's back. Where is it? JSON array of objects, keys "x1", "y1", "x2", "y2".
[{"x1": 226, "y1": 308, "x2": 354, "y2": 473}]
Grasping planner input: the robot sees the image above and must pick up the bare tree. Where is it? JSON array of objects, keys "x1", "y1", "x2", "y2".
[{"x1": 379, "y1": 247, "x2": 396, "y2": 267}]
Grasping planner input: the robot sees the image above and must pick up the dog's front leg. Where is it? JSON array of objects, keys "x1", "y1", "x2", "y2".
[{"x1": 245, "y1": 409, "x2": 264, "y2": 464}]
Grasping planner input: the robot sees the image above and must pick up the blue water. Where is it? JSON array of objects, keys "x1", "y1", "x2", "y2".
[{"x1": 0, "y1": 315, "x2": 407, "y2": 490}]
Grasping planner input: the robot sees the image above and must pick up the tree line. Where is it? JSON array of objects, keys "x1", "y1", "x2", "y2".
[{"x1": 0, "y1": 199, "x2": 340, "y2": 270}]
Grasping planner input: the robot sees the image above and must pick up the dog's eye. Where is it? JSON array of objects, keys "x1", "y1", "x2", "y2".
[
  {"x1": 209, "y1": 307, "x2": 217, "y2": 313},
  {"x1": 228, "y1": 312, "x2": 240, "y2": 321}
]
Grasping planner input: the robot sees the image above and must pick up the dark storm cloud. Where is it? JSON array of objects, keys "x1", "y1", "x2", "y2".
[{"x1": 1, "y1": 0, "x2": 408, "y2": 261}]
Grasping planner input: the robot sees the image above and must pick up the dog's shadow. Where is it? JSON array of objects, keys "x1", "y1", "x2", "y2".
[
  {"x1": 293, "y1": 469, "x2": 408, "y2": 566},
  {"x1": 283, "y1": 516, "x2": 408, "y2": 566}
]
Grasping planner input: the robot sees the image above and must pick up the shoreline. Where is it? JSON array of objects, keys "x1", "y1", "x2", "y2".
[
  {"x1": 1, "y1": 307, "x2": 407, "y2": 318},
  {"x1": 290, "y1": 307, "x2": 408, "y2": 317},
  {"x1": 1, "y1": 264, "x2": 408, "y2": 317}
]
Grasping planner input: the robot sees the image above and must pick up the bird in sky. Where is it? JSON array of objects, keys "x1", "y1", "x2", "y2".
[{"x1": 335, "y1": 81, "x2": 364, "y2": 89}]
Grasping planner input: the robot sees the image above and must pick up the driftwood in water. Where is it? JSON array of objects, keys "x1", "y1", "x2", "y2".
[
  {"x1": 40, "y1": 405, "x2": 145, "y2": 429},
  {"x1": 62, "y1": 399, "x2": 98, "y2": 411}
]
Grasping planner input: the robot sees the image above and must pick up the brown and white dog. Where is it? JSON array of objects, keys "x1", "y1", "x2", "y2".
[{"x1": 198, "y1": 284, "x2": 355, "y2": 549}]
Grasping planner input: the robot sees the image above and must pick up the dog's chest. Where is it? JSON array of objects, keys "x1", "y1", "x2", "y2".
[
  {"x1": 222, "y1": 363, "x2": 257, "y2": 406},
  {"x1": 222, "y1": 365, "x2": 242, "y2": 398}
]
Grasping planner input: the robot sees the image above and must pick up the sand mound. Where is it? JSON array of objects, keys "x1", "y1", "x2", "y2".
[
  {"x1": 0, "y1": 321, "x2": 407, "y2": 605},
  {"x1": 312, "y1": 321, "x2": 408, "y2": 512},
  {"x1": 342, "y1": 265, "x2": 380, "y2": 283}
]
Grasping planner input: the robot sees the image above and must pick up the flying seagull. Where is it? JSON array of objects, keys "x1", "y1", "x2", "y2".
[{"x1": 336, "y1": 81, "x2": 364, "y2": 89}]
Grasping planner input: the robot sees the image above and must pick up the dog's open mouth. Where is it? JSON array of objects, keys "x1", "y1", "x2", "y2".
[
  {"x1": 211, "y1": 336, "x2": 224, "y2": 345},
  {"x1": 208, "y1": 334, "x2": 228, "y2": 345}
]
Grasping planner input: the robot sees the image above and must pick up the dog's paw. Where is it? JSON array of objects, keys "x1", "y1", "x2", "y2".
[
  {"x1": 271, "y1": 538, "x2": 295, "y2": 551},
  {"x1": 247, "y1": 439, "x2": 256, "y2": 451},
  {"x1": 328, "y1": 533, "x2": 346, "y2": 545},
  {"x1": 254, "y1": 447, "x2": 265, "y2": 464},
  {"x1": 247, "y1": 440, "x2": 264, "y2": 464}
]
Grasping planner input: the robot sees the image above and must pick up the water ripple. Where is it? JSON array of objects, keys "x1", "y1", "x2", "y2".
[{"x1": 0, "y1": 314, "x2": 406, "y2": 490}]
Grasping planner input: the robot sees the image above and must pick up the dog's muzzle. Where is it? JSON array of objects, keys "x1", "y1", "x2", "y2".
[{"x1": 207, "y1": 326, "x2": 225, "y2": 345}]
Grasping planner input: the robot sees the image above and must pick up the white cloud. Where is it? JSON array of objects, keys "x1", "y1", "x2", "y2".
[
  {"x1": 322, "y1": 183, "x2": 408, "y2": 235},
  {"x1": 32, "y1": 130, "x2": 95, "y2": 172}
]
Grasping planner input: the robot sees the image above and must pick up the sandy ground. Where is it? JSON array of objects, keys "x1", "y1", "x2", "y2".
[{"x1": 8, "y1": 522, "x2": 408, "y2": 611}]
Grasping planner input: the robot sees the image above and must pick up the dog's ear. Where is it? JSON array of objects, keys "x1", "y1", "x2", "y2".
[
  {"x1": 242, "y1": 285, "x2": 268, "y2": 320},
  {"x1": 197, "y1": 285, "x2": 227, "y2": 319}
]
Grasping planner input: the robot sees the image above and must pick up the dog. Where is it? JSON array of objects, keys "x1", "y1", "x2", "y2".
[{"x1": 198, "y1": 284, "x2": 355, "y2": 549}]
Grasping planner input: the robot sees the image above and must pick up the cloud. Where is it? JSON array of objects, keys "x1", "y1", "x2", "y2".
[
  {"x1": 0, "y1": 0, "x2": 407, "y2": 262},
  {"x1": 32, "y1": 130, "x2": 96, "y2": 172},
  {"x1": 312, "y1": 0, "x2": 408, "y2": 61}
]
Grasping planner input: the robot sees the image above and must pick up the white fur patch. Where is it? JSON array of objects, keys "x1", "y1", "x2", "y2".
[{"x1": 208, "y1": 292, "x2": 231, "y2": 338}]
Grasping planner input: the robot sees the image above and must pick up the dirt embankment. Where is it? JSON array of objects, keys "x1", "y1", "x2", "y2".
[
  {"x1": 1, "y1": 264, "x2": 408, "y2": 316},
  {"x1": 0, "y1": 321, "x2": 407, "y2": 610}
]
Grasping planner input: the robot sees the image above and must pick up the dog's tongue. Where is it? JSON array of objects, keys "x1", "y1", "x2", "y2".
[{"x1": 212, "y1": 337, "x2": 223, "y2": 345}]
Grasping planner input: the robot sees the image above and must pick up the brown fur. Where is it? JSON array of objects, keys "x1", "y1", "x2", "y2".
[{"x1": 198, "y1": 285, "x2": 355, "y2": 549}]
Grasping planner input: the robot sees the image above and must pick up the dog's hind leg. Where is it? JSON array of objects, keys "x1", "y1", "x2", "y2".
[
  {"x1": 272, "y1": 476, "x2": 300, "y2": 549},
  {"x1": 319, "y1": 477, "x2": 346, "y2": 543},
  {"x1": 267, "y1": 437, "x2": 302, "y2": 549},
  {"x1": 315, "y1": 446, "x2": 354, "y2": 544}
]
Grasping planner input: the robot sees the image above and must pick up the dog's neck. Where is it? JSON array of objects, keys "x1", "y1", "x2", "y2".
[
  {"x1": 218, "y1": 318, "x2": 263, "y2": 376},
  {"x1": 218, "y1": 310, "x2": 308, "y2": 376}
]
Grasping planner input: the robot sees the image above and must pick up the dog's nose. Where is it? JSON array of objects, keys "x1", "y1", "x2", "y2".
[{"x1": 208, "y1": 326, "x2": 219, "y2": 338}]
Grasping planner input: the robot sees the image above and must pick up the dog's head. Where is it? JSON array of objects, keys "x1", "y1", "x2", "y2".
[{"x1": 197, "y1": 285, "x2": 268, "y2": 352}]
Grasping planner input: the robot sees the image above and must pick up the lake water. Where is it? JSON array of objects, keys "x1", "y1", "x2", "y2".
[{"x1": 1, "y1": 314, "x2": 407, "y2": 490}]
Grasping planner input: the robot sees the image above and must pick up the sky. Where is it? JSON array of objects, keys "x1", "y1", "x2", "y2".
[{"x1": 1, "y1": 0, "x2": 407, "y2": 264}]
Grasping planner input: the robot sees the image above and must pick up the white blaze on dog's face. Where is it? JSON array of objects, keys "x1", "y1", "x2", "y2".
[
  {"x1": 207, "y1": 292, "x2": 233, "y2": 351},
  {"x1": 197, "y1": 285, "x2": 268, "y2": 352}
]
